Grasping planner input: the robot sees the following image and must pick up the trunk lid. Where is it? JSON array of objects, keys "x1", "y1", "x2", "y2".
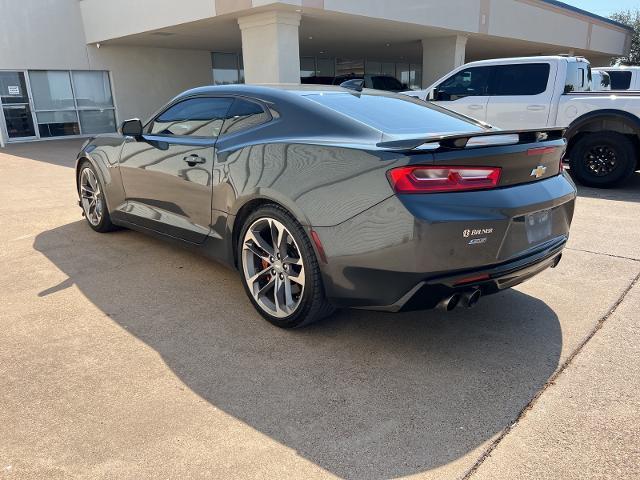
[{"x1": 429, "y1": 140, "x2": 565, "y2": 187}]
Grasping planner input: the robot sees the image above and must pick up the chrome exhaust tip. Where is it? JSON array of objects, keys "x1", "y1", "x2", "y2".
[
  {"x1": 437, "y1": 293, "x2": 461, "y2": 312},
  {"x1": 461, "y1": 288, "x2": 481, "y2": 308}
]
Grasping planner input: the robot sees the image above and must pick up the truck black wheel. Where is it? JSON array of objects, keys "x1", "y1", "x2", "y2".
[{"x1": 569, "y1": 132, "x2": 637, "y2": 188}]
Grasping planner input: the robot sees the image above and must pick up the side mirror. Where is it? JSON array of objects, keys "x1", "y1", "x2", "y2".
[
  {"x1": 120, "y1": 118, "x2": 143, "y2": 137},
  {"x1": 427, "y1": 88, "x2": 444, "y2": 102}
]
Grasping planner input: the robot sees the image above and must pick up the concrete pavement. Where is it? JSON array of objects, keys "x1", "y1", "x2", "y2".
[{"x1": 0, "y1": 140, "x2": 639, "y2": 479}]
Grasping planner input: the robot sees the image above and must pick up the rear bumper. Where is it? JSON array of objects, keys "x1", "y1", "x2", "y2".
[
  {"x1": 314, "y1": 173, "x2": 576, "y2": 310},
  {"x1": 390, "y1": 236, "x2": 565, "y2": 312}
]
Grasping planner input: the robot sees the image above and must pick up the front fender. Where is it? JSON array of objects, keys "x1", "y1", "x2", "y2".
[{"x1": 75, "y1": 135, "x2": 127, "y2": 213}]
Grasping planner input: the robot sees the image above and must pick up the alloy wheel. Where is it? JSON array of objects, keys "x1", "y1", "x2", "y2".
[
  {"x1": 585, "y1": 144, "x2": 618, "y2": 177},
  {"x1": 80, "y1": 167, "x2": 103, "y2": 226},
  {"x1": 242, "y1": 217, "x2": 305, "y2": 318}
]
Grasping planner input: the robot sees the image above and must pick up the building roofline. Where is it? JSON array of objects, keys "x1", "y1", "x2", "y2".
[{"x1": 539, "y1": 0, "x2": 634, "y2": 32}]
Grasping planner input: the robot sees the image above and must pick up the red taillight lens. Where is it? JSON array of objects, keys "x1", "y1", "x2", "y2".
[{"x1": 387, "y1": 166, "x2": 501, "y2": 194}]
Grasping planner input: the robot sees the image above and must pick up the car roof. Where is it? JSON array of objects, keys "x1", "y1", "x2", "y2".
[
  {"x1": 462, "y1": 55, "x2": 587, "y2": 67},
  {"x1": 177, "y1": 84, "x2": 352, "y2": 100},
  {"x1": 174, "y1": 83, "x2": 407, "y2": 104}
]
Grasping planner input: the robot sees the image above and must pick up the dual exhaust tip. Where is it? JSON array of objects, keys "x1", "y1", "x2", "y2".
[
  {"x1": 436, "y1": 253, "x2": 563, "y2": 312},
  {"x1": 437, "y1": 288, "x2": 481, "y2": 312}
]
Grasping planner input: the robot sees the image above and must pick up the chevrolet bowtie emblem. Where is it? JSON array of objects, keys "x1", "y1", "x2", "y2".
[{"x1": 530, "y1": 165, "x2": 547, "y2": 178}]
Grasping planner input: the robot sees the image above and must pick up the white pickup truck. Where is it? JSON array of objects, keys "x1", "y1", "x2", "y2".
[{"x1": 405, "y1": 56, "x2": 640, "y2": 188}]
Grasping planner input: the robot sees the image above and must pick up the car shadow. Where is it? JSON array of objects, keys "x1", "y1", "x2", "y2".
[
  {"x1": 2, "y1": 139, "x2": 84, "y2": 168},
  {"x1": 34, "y1": 221, "x2": 562, "y2": 479}
]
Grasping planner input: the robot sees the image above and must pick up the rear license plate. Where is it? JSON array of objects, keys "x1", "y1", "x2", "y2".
[{"x1": 526, "y1": 209, "x2": 552, "y2": 244}]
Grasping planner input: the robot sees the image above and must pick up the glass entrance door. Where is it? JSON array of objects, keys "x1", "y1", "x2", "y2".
[{"x1": 0, "y1": 72, "x2": 37, "y2": 140}]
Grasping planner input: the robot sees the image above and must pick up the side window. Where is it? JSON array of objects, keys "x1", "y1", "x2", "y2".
[
  {"x1": 607, "y1": 71, "x2": 632, "y2": 90},
  {"x1": 149, "y1": 97, "x2": 234, "y2": 137},
  {"x1": 220, "y1": 98, "x2": 271, "y2": 135},
  {"x1": 492, "y1": 63, "x2": 551, "y2": 96},
  {"x1": 435, "y1": 67, "x2": 491, "y2": 101}
]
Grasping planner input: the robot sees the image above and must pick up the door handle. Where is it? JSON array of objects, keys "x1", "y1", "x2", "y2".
[
  {"x1": 468, "y1": 104, "x2": 484, "y2": 110},
  {"x1": 527, "y1": 105, "x2": 546, "y2": 111},
  {"x1": 183, "y1": 154, "x2": 206, "y2": 166}
]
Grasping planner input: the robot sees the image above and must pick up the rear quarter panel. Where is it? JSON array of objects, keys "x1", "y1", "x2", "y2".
[{"x1": 215, "y1": 142, "x2": 409, "y2": 227}]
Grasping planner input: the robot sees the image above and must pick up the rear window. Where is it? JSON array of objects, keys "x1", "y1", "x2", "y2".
[
  {"x1": 607, "y1": 71, "x2": 632, "y2": 90},
  {"x1": 304, "y1": 93, "x2": 484, "y2": 135},
  {"x1": 492, "y1": 63, "x2": 550, "y2": 96}
]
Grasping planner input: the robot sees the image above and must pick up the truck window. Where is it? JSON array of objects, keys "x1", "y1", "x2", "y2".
[
  {"x1": 434, "y1": 67, "x2": 491, "y2": 101},
  {"x1": 607, "y1": 71, "x2": 632, "y2": 90},
  {"x1": 491, "y1": 63, "x2": 550, "y2": 96}
]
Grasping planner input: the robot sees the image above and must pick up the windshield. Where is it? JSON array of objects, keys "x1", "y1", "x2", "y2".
[{"x1": 304, "y1": 92, "x2": 485, "y2": 135}]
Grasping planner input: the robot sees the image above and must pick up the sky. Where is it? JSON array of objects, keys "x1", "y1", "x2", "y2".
[{"x1": 559, "y1": 0, "x2": 640, "y2": 18}]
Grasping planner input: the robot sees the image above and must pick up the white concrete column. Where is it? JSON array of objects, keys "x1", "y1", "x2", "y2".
[
  {"x1": 421, "y1": 35, "x2": 467, "y2": 88},
  {"x1": 238, "y1": 10, "x2": 301, "y2": 84}
]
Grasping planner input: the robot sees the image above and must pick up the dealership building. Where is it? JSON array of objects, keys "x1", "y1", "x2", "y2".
[{"x1": 0, "y1": 0, "x2": 632, "y2": 145}]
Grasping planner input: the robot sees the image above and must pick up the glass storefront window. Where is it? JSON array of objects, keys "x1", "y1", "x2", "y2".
[
  {"x1": 239, "y1": 55, "x2": 245, "y2": 84},
  {"x1": 336, "y1": 58, "x2": 364, "y2": 76},
  {"x1": 78, "y1": 110, "x2": 116, "y2": 135},
  {"x1": 212, "y1": 52, "x2": 242, "y2": 85},
  {"x1": 298, "y1": 56, "x2": 420, "y2": 89},
  {"x1": 396, "y1": 63, "x2": 411, "y2": 87},
  {"x1": 30, "y1": 71, "x2": 75, "y2": 110},
  {"x1": 35, "y1": 110, "x2": 80, "y2": 137},
  {"x1": 365, "y1": 61, "x2": 382, "y2": 75},
  {"x1": 316, "y1": 58, "x2": 334, "y2": 77},
  {"x1": 410, "y1": 64, "x2": 422, "y2": 90},
  {"x1": 2, "y1": 69, "x2": 116, "y2": 141},
  {"x1": 72, "y1": 71, "x2": 114, "y2": 108},
  {"x1": 300, "y1": 57, "x2": 316, "y2": 78},
  {"x1": 3, "y1": 104, "x2": 36, "y2": 138},
  {"x1": 381, "y1": 62, "x2": 395, "y2": 77},
  {"x1": 0, "y1": 72, "x2": 30, "y2": 104},
  {"x1": 0, "y1": 71, "x2": 36, "y2": 139}
]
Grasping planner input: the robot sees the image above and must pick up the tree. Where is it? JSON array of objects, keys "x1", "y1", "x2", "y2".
[{"x1": 610, "y1": 9, "x2": 640, "y2": 65}]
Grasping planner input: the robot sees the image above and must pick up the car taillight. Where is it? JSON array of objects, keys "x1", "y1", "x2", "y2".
[{"x1": 387, "y1": 166, "x2": 501, "y2": 194}]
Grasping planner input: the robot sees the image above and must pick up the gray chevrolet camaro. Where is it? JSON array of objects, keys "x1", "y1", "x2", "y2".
[{"x1": 75, "y1": 84, "x2": 576, "y2": 328}]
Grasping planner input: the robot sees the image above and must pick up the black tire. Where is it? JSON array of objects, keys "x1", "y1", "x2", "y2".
[
  {"x1": 237, "y1": 204, "x2": 335, "y2": 328},
  {"x1": 78, "y1": 161, "x2": 117, "y2": 233},
  {"x1": 569, "y1": 132, "x2": 637, "y2": 188}
]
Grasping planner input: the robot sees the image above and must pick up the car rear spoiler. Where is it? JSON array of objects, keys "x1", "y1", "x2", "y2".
[{"x1": 377, "y1": 128, "x2": 566, "y2": 151}]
